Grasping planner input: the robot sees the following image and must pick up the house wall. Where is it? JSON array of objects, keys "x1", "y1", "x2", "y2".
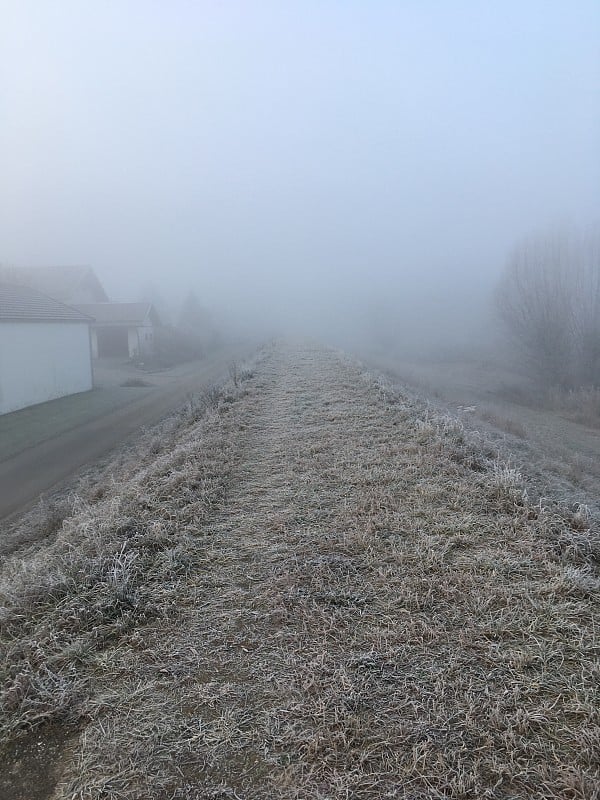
[
  {"x1": 126, "y1": 328, "x2": 138, "y2": 358},
  {"x1": 90, "y1": 328, "x2": 98, "y2": 358},
  {"x1": 0, "y1": 321, "x2": 93, "y2": 414},
  {"x1": 128, "y1": 325, "x2": 155, "y2": 358},
  {"x1": 136, "y1": 324, "x2": 154, "y2": 357}
]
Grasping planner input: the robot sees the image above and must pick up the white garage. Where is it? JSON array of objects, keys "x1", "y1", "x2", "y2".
[
  {"x1": 0, "y1": 283, "x2": 94, "y2": 415},
  {"x1": 74, "y1": 302, "x2": 161, "y2": 359}
]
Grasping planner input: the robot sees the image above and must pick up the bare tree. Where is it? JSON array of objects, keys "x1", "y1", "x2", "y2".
[
  {"x1": 573, "y1": 231, "x2": 600, "y2": 386},
  {"x1": 496, "y1": 229, "x2": 600, "y2": 389}
]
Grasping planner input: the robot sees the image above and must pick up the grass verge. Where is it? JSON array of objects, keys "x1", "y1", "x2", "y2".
[{"x1": 1, "y1": 343, "x2": 598, "y2": 799}]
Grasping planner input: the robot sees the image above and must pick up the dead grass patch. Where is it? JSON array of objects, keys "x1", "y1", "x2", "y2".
[
  {"x1": 478, "y1": 408, "x2": 528, "y2": 438},
  {"x1": 1, "y1": 343, "x2": 598, "y2": 799},
  {"x1": 548, "y1": 386, "x2": 600, "y2": 428}
]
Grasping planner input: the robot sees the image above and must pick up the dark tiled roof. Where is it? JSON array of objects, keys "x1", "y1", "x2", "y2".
[
  {"x1": 0, "y1": 265, "x2": 109, "y2": 304},
  {"x1": 0, "y1": 283, "x2": 93, "y2": 323},
  {"x1": 74, "y1": 303, "x2": 159, "y2": 326}
]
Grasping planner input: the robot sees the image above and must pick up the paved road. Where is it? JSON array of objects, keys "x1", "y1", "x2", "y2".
[{"x1": 0, "y1": 348, "x2": 249, "y2": 521}]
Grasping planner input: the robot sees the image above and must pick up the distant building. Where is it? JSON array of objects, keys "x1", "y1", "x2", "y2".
[
  {"x1": 74, "y1": 303, "x2": 161, "y2": 359},
  {"x1": 0, "y1": 265, "x2": 109, "y2": 305},
  {"x1": 0, "y1": 283, "x2": 93, "y2": 415}
]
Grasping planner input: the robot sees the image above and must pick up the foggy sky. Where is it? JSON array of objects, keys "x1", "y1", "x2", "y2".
[{"x1": 1, "y1": 1, "x2": 599, "y2": 346}]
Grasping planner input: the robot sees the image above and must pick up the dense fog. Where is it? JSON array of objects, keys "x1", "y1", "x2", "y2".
[{"x1": 1, "y1": 1, "x2": 599, "y2": 355}]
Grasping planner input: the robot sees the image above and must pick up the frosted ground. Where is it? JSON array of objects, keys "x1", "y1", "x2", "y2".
[{"x1": 1, "y1": 343, "x2": 598, "y2": 799}]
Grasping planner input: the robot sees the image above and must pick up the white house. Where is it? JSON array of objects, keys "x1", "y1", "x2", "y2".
[
  {"x1": 0, "y1": 283, "x2": 94, "y2": 415},
  {"x1": 74, "y1": 303, "x2": 161, "y2": 359}
]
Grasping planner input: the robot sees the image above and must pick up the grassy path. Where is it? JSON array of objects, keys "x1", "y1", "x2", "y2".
[{"x1": 1, "y1": 343, "x2": 598, "y2": 799}]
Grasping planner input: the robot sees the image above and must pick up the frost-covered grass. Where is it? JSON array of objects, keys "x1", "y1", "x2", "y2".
[
  {"x1": 1, "y1": 343, "x2": 598, "y2": 799},
  {"x1": 549, "y1": 385, "x2": 600, "y2": 428}
]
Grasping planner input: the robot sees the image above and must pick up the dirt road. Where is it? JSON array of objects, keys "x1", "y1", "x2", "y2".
[{"x1": 0, "y1": 348, "x2": 248, "y2": 521}]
